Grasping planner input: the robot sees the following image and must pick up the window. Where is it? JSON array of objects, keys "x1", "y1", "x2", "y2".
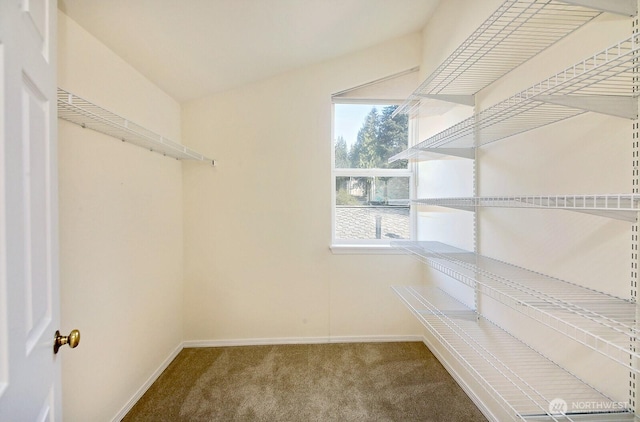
[{"x1": 331, "y1": 102, "x2": 414, "y2": 247}]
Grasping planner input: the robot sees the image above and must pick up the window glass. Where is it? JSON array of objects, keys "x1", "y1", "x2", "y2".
[
  {"x1": 335, "y1": 176, "x2": 410, "y2": 240},
  {"x1": 334, "y1": 104, "x2": 408, "y2": 169},
  {"x1": 332, "y1": 103, "x2": 412, "y2": 245}
]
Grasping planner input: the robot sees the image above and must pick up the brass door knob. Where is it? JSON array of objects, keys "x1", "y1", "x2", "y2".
[{"x1": 54, "y1": 329, "x2": 80, "y2": 354}]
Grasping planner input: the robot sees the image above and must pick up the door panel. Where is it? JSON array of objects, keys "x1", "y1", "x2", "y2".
[
  {"x1": 22, "y1": 73, "x2": 52, "y2": 356},
  {"x1": 0, "y1": 0, "x2": 60, "y2": 420},
  {"x1": 23, "y1": 0, "x2": 50, "y2": 61}
]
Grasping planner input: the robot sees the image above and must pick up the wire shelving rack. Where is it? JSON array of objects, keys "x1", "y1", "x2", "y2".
[
  {"x1": 394, "y1": 0, "x2": 616, "y2": 117},
  {"x1": 391, "y1": 34, "x2": 640, "y2": 162},
  {"x1": 393, "y1": 285, "x2": 634, "y2": 421},
  {"x1": 57, "y1": 88, "x2": 215, "y2": 165},
  {"x1": 389, "y1": 0, "x2": 640, "y2": 418},
  {"x1": 391, "y1": 241, "x2": 640, "y2": 372},
  {"x1": 397, "y1": 0, "x2": 601, "y2": 114},
  {"x1": 413, "y1": 194, "x2": 640, "y2": 222}
]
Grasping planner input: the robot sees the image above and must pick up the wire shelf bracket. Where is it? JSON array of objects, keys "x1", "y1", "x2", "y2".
[
  {"x1": 415, "y1": 94, "x2": 476, "y2": 107},
  {"x1": 535, "y1": 95, "x2": 639, "y2": 119},
  {"x1": 561, "y1": 0, "x2": 638, "y2": 17},
  {"x1": 390, "y1": 147, "x2": 475, "y2": 161},
  {"x1": 57, "y1": 88, "x2": 215, "y2": 166},
  {"x1": 422, "y1": 148, "x2": 476, "y2": 159}
]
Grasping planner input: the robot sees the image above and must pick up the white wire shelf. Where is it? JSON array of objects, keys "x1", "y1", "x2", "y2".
[
  {"x1": 393, "y1": 285, "x2": 633, "y2": 421},
  {"x1": 414, "y1": 194, "x2": 640, "y2": 222},
  {"x1": 391, "y1": 241, "x2": 640, "y2": 372},
  {"x1": 394, "y1": 0, "x2": 614, "y2": 116},
  {"x1": 57, "y1": 88, "x2": 215, "y2": 165},
  {"x1": 391, "y1": 34, "x2": 640, "y2": 162}
]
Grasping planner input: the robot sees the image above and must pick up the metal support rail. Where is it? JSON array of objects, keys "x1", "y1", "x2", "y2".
[
  {"x1": 391, "y1": 241, "x2": 640, "y2": 372},
  {"x1": 413, "y1": 194, "x2": 640, "y2": 222},
  {"x1": 391, "y1": 34, "x2": 640, "y2": 162},
  {"x1": 57, "y1": 88, "x2": 215, "y2": 165},
  {"x1": 393, "y1": 285, "x2": 633, "y2": 421}
]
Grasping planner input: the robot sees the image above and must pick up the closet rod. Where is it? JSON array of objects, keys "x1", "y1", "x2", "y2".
[{"x1": 57, "y1": 88, "x2": 215, "y2": 166}]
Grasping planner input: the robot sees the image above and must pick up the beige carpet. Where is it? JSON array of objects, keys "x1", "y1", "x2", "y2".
[{"x1": 122, "y1": 342, "x2": 487, "y2": 421}]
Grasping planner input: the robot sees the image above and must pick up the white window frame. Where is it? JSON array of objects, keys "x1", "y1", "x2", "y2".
[{"x1": 330, "y1": 100, "x2": 417, "y2": 253}]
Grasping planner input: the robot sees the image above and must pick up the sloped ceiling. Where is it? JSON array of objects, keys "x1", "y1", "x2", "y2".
[{"x1": 58, "y1": 0, "x2": 440, "y2": 102}]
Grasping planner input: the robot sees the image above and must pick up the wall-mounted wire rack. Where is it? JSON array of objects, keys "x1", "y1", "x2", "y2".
[
  {"x1": 390, "y1": 0, "x2": 640, "y2": 418},
  {"x1": 391, "y1": 240, "x2": 640, "y2": 373},
  {"x1": 413, "y1": 194, "x2": 640, "y2": 222},
  {"x1": 393, "y1": 285, "x2": 634, "y2": 421},
  {"x1": 391, "y1": 34, "x2": 640, "y2": 162},
  {"x1": 394, "y1": 0, "x2": 637, "y2": 117},
  {"x1": 57, "y1": 88, "x2": 215, "y2": 166}
]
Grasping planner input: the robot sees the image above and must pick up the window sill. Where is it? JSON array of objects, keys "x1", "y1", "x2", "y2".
[{"x1": 329, "y1": 244, "x2": 406, "y2": 255}]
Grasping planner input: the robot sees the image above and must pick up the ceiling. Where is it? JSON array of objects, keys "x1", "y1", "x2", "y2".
[{"x1": 58, "y1": 0, "x2": 440, "y2": 102}]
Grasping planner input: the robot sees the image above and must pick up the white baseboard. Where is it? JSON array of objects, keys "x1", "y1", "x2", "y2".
[
  {"x1": 111, "y1": 342, "x2": 184, "y2": 422},
  {"x1": 183, "y1": 334, "x2": 423, "y2": 348}
]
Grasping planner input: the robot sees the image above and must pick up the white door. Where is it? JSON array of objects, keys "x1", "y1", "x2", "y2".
[{"x1": 0, "y1": 0, "x2": 64, "y2": 420}]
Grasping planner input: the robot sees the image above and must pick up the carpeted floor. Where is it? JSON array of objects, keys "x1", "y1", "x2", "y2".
[{"x1": 122, "y1": 342, "x2": 487, "y2": 421}]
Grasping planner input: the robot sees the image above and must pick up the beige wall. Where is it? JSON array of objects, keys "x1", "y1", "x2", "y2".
[
  {"x1": 57, "y1": 12, "x2": 184, "y2": 422},
  {"x1": 181, "y1": 33, "x2": 424, "y2": 343},
  {"x1": 57, "y1": 13, "x2": 425, "y2": 420}
]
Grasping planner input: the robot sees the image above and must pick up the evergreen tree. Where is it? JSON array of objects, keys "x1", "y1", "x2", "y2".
[
  {"x1": 334, "y1": 136, "x2": 350, "y2": 168},
  {"x1": 337, "y1": 104, "x2": 409, "y2": 204},
  {"x1": 346, "y1": 105, "x2": 408, "y2": 170},
  {"x1": 349, "y1": 107, "x2": 378, "y2": 169},
  {"x1": 348, "y1": 108, "x2": 381, "y2": 199},
  {"x1": 378, "y1": 106, "x2": 408, "y2": 169}
]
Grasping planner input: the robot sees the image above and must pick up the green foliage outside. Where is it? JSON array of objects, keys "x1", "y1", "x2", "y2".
[
  {"x1": 335, "y1": 105, "x2": 408, "y2": 170},
  {"x1": 336, "y1": 188, "x2": 361, "y2": 205},
  {"x1": 335, "y1": 105, "x2": 409, "y2": 205}
]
